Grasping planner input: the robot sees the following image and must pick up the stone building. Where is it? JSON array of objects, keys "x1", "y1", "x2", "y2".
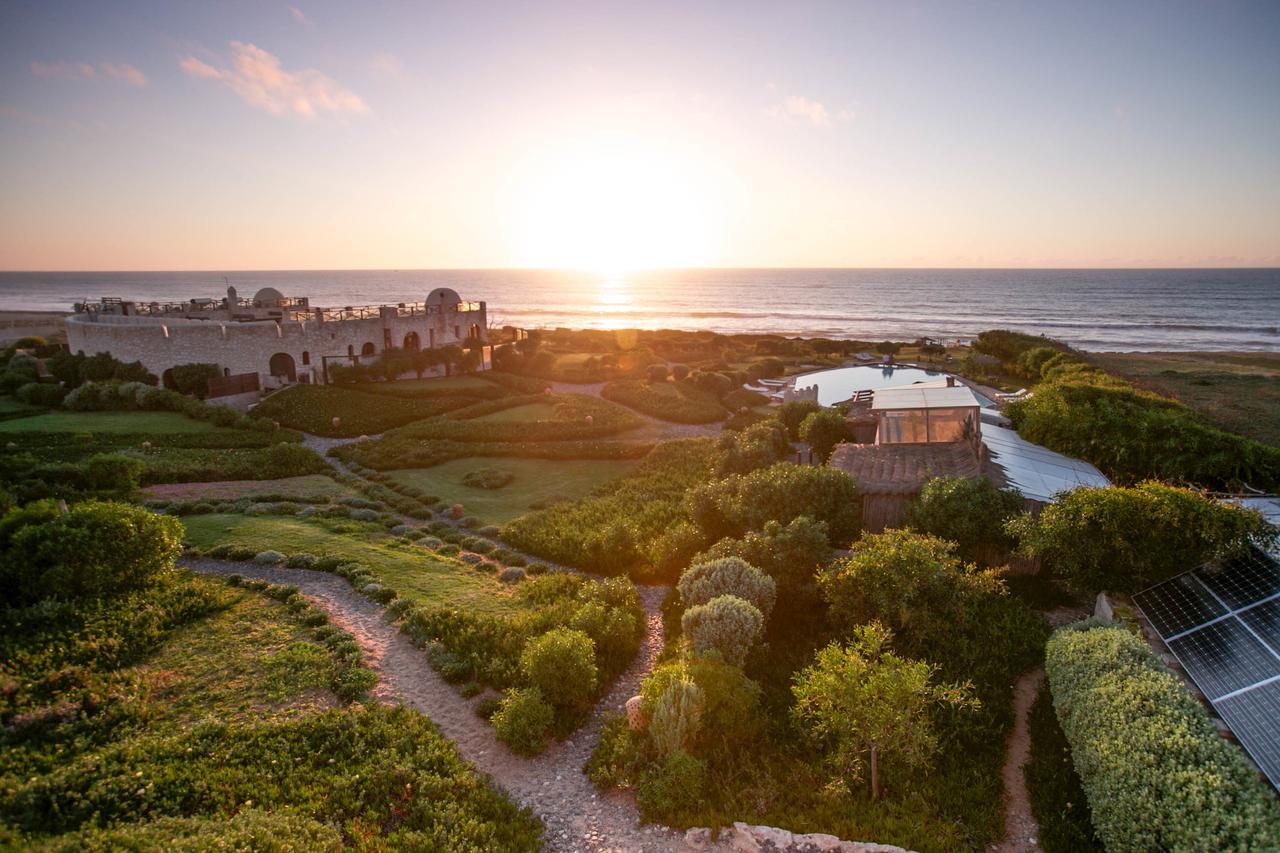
[{"x1": 65, "y1": 286, "x2": 487, "y2": 394}]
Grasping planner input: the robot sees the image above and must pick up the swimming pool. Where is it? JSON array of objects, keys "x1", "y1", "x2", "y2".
[{"x1": 794, "y1": 364, "x2": 994, "y2": 407}]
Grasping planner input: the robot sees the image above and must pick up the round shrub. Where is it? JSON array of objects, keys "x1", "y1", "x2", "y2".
[
  {"x1": 460, "y1": 553, "x2": 485, "y2": 566},
  {"x1": 474, "y1": 694, "x2": 503, "y2": 720},
  {"x1": 681, "y1": 594, "x2": 763, "y2": 667},
  {"x1": 460, "y1": 516, "x2": 482, "y2": 529},
  {"x1": 470, "y1": 539, "x2": 497, "y2": 556},
  {"x1": 419, "y1": 536, "x2": 444, "y2": 549},
  {"x1": 208, "y1": 544, "x2": 234, "y2": 559},
  {"x1": 519, "y1": 628, "x2": 598, "y2": 712},
  {"x1": 477, "y1": 525, "x2": 501, "y2": 537},
  {"x1": 16, "y1": 382, "x2": 68, "y2": 408},
  {"x1": 461, "y1": 467, "x2": 515, "y2": 490},
  {"x1": 285, "y1": 553, "x2": 317, "y2": 569},
  {"x1": 254, "y1": 550, "x2": 287, "y2": 564},
  {"x1": 677, "y1": 557, "x2": 776, "y2": 618},
  {"x1": 437, "y1": 543, "x2": 461, "y2": 557},
  {"x1": 526, "y1": 562, "x2": 550, "y2": 576},
  {"x1": 492, "y1": 687, "x2": 554, "y2": 755},
  {"x1": 499, "y1": 566, "x2": 526, "y2": 584}
]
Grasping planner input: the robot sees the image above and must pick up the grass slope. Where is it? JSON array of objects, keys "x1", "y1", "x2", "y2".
[
  {"x1": 0, "y1": 411, "x2": 233, "y2": 435},
  {"x1": 180, "y1": 513, "x2": 517, "y2": 615},
  {"x1": 142, "y1": 474, "x2": 357, "y2": 503},
  {"x1": 1091, "y1": 351, "x2": 1280, "y2": 447},
  {"x1": 386, "y1": 457, "x2": 640, "y2": 524}
]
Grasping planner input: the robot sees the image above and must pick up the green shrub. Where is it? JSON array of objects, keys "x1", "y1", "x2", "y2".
[
  {"x1": 1010, "y1": 481, "x2": 1275, "y2": 593},
  {"x1": 686, "y1": 462, "x2": 859, "y2": 545},
  {"x1": 1006, "y1": 372, "x2": 1280, "y2": 489},
  {"x1": 905, "y1": 476, "x2": 1023, "y2": 564},
  {"x1": 519, "y1": 628, "x2": 598, "y2": 712},
  {"x1": 83, "y1": 452, "x2": 145, "y2": 492},
  {"x1": 712, "y1": 420, "x2": 791, "y2": 476},
  {"x1": 28, "y1": 809, "x2": 344, "y2": 851},
  {"x1": 649, "y1": 675, "x2": 705, "y2": 757},
  {"x1": 681, "y1": 595, "x2": 763, "y2": 667},
  {"x1": 690, "y1": 516, "x2": 831, "y2": 593},
  {"x1": 491, "y1": 687, "x2": 555, "y2": 755},
  {"x1": 15, "y1": 382, "x2": 68, "y2": 408},
  {"x1": 1045, "y1": 622, "x2": 1280, "y2": 851},
  {"x1": 253, "y1": 549, "x2": 286, "y2": 564},
  {"x1": 798, "y1": 408, "x2": 847, "y2": 463},
  {"x1": 601, "y1": 380, "x2": 725, "y2": 424},
  {"x1": 677, "y1": 557, "x2": 776, "y2": 617},
  {"x1": 0, "y1": 500, "x2": 183, "y2": 605},
  {"x1": 461, "y1": 467, "x2": 515, "y2": 489},
  {"x1": 777, "y1": 400, "x2": 821, "y2": 440},
  {"x1": 636, "y1": 750, "x2": 709, "y2": 824}
]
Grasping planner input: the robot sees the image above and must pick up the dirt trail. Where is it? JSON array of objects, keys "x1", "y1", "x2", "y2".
[
  {"x1": 992, "y1": 667, "x2": 1044, "y2": 853},
  {"x1": 184, "y1": 557, "x2": 683, "y2": 853}
]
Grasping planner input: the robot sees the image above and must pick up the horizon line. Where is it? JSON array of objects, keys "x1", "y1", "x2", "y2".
[{"x1": 2, "y1": 265, "x2": 1279, "y2": 274}]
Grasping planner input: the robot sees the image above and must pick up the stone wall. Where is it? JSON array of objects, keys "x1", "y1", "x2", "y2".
[{"x1": 65, "y1": 304, "x2": 486, "y2": 387}]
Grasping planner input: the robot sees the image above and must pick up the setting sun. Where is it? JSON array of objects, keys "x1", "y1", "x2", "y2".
[{"x1": 506, "y1": 133, "x2": 726, "y2": 272}]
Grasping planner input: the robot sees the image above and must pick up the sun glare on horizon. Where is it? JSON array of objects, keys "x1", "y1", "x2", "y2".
[{"x1": 506, "y1": 134, "x2": 727, "y2": 273}]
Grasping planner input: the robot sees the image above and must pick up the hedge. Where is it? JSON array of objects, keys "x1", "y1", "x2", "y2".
[
  {"x1": 1045, "y1": 622, "x2": 1280, "y2": 851},
  {"x1": 600, "y1": 380, "x2": 725, "y2": 424}
]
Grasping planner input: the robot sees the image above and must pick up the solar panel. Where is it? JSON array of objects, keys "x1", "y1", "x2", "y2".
[{"x1": 1133, "y1": 548, "x2": 1280, "y2": 788}]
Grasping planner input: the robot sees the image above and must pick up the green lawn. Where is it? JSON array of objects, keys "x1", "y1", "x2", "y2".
[
  {"x1": 0, "y1": 410, "x2": 229, "y2": 435},
  {"x1": 385, "y1": 457, "x2": 640, "y2": 523},
  {"x1": 473, "y1": 402, "x2": 561, "y2": 423},
  {"x1": 0, "y1": 396, "x2": 38, "y2": 416},
  {"x1": 181, "y1": 513, "x2": 517, "y2": 614},
  {"x1": 142, "y1": 474, "x2": 357, "y2": 503},
  {"x1": 363, "y1": 375, "x2": 502, "y2": 397}
]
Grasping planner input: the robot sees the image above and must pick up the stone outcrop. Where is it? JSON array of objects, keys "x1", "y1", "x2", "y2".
[{"x1": 684, "y1": 823, "x2": 914, "y2": 852}]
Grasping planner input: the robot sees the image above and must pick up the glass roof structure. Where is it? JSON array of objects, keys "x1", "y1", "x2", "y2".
[{"x1": 980, "y1": 422, "x2": 1110, "y2": 503}]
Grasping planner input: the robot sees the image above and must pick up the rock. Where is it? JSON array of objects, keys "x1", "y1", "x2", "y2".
[
  {"x1": 728, "y1": 824, "x2": 762, "y2": 852},
  {"x1": 625, "y1": 695, "x2": 648, "y2": 731},
  {"x1": 801, "y1": 833, "x2": 844, "y2": 851},
  {"x1": 750, "y1": 825, "x2": 794, "y2": 849},
  {"x1": 684, "y1": 827, "x2": 712, "y2": 850},
  {"x1": 1094, "y1": 592, "x2": 1114, "y2": 624}
]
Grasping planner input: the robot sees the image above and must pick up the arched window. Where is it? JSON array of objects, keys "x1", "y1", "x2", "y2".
[
  {"x1": 268, "y1": 352, "x2": 297, "y2": 382},
  {"x1": 361, "y1": 342, "x2": 376, "y2": 357},
  {"x1": 301, "y1": 351, "x2": 310, "y2": 365},
  {"x1": 223, "y1": 367, "x2": 231, "y2": 377}
]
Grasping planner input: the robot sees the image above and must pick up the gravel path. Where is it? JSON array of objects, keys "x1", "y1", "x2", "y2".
[
  {"x1": 991, "y1": 668, "x2": 1044, "y2": 853},
  {"x1": 184, "y1": 557, "x2": 683, "y2": 853}
]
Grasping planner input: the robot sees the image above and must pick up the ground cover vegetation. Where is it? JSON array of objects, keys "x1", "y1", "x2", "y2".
[
  {"x1": 971, "y1": 329, "x2": 1280, "y2": 488},
  {"x1": 1088, "y1": 350, "x2": 1280, "y2": 448},
  {"x1": 0, "y1": 497, "x2": 540, "y2": 849},
  {"x1": 1045, "y1": 621, "x2": 1280, "y2": 851},
  {"x1": 1024, "y1": 681, "x2": 1102, "y2": 853}
]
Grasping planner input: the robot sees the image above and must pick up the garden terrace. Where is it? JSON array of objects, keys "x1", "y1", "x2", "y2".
[
  {"x1": 249, "y1": 383, "x2": 485, "y2": 437},
  {"x1": 601, "y1": 379, "x2": 727, "y2": 424}
]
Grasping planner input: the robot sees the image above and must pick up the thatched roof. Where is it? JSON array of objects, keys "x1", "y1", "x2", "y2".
[{"x1": 829, "y1": 441, "x2": 983, "y2": 496}]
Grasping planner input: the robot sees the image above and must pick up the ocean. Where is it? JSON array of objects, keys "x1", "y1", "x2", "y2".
[{"x1": 1, "y1": 268, "x2": 1276, "y2": 352}]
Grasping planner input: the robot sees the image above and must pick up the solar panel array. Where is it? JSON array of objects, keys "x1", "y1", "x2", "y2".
[{"x1": 1134, "y1": 549, "x2": 1280, "y2": 787}]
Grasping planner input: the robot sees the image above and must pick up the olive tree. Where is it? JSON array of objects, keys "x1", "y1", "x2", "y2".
[
  {"x1": 799, "y1": 408, "x2": 848, "y2": 463},
  {"x1": 791, "y1": 622, "x2": 975, "y2": 799}
]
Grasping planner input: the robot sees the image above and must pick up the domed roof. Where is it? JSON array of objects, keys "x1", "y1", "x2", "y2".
[
  {"x1": 253, "y1": 286, "x2": 285, "y2": 306},
  {"x1": 426, "y1": 287, "x2": 462, "y2": 307}
]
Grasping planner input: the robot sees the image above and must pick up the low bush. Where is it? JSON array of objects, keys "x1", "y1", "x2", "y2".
[
  {"x1": 1010, "y1": 481, "x2": 1275, "y2": 593},
  {"x1": 253, "y1": 549, "x2": 286, "y2": 564},
  {"x1": 15, "y1": 382, "x2": 68, "y2": 408},
  {"x1": 681, "y1": 595, "x2": 763, "y2": 666},
  {"x1": 636, "y1": 750, "x2": 709, "y2": 824},
  {"x1": 1045, "y1": 622, "x2": 1280, "y2": 851},
  {"x1": 461, "y1": 467, "x2": 515, "y2": 489},
  {"x1": 520, "y1": 628, "x2": 598, "y2": 714},
  {"x1": 677, "y1": 557, "x2": 776, "y2": 618},
  {"x1": 0, "y1": 500, "x2": 183, "y2": 605},
  {"x1": 686, "y1": 462, "x2": 859, "y2": 546},
  {"x1": 905, "y1": 476, "x2": 1023, "y2": 565},
  {"x1": 492, "y1": 687, "x2": 555, "y2": 756}
]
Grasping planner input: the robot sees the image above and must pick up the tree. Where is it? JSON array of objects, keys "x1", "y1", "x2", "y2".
[
  {"x1": 713, "y1": 420, "x2": 791, "y2": 476},
  {"x1": 681, "y1": 594, "x2": 763, "y2": 666},
  {"x1": 375, "y1": 348, "x2": 413, "y2": 382},
  {"x1": 411, "y1": 347, "x2": 439, "y2": 379},
  {"x1": 439, "y1": 344, "x2": 463, "y2": 377},
  {"x1": 875, "y1": 341, "x2": 900, "y2": 356},
  {"x1": 799, "y1": 409, "x2": 847, "y2": 463},
  {"x1": 791, "y1": 622, "x2": 975, "y2": 799},
  {"x1": 647, "y1": 363, "x2": 670, "y2": 383},
  {"x1": 678, "y1": 556, "x2": 776, "y2": 618},
  {"x1": 519, "y1": 628, "x2": 598, "y2": 712},
  {"x1": 1009, "y1": 482, "x2": 1276, "y2": 593},
  {"x1": 169, "y1": 363, "x2": 222, "y2": 398},
  {"x1": 777, "y1": 400, "x2": 821, "y2": 441},
  {"x1": 904, "y1": 476, "x2": 1023, "y2": 564}
]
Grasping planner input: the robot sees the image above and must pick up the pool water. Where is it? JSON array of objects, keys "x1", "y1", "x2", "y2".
[{"x1": 794, "y1": 364, "x2": 994, "y2": 407}]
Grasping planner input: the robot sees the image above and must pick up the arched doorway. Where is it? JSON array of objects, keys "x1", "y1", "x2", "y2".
[
  {"x1": 404, "y1": 332, "x2": 421, "y2": 352},
  {"x1": 361, "y1": 342, "x2": 376, "y2": 357},
  {"x1": 269, "y1": 352, "x2": 297, "y2": 382}
]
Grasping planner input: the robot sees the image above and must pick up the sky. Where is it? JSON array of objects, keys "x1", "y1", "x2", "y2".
[{"x1": 1, "y1": 0, "x2": 1278, "y2": 271}]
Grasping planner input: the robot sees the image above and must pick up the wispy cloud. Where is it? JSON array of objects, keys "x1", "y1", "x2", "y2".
[
  {"x1": 30, "y1": 60, "x2": 147, "y2": 86},
  {"x1": 99, "y1": 63, "x2": 147, "y2": 87},
  {"x1": 30, "y1": 61, "x2": 97, "y2": 80},
  {"x1": 288, "y1": 5, "x2": 314, "y2": 28},
  {"x1": 370, "y1": 52, "x2": 405, "y2": 79},
  {"x1": 767, "y1": 89, "x2": 852, "y2": 128},
  {"x1": 180, "y1": 41, "x2": 367, "y2": 118}
]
